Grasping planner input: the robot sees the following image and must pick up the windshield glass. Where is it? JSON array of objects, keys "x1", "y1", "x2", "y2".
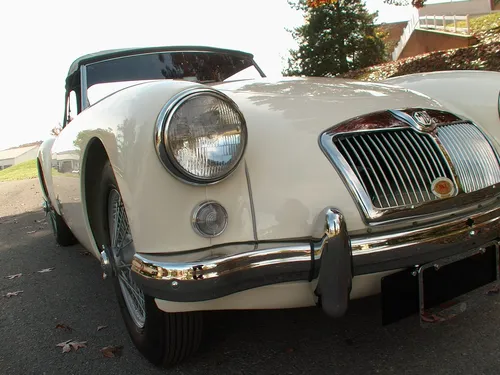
[
  {"x1": 85, "y1": 51, "x2": 261, "y2": 105},
  {"x1": 86, "y1": 51, "x2": 257, "y2": 94}
]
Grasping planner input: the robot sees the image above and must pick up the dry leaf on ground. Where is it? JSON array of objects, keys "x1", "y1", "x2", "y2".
[
  {"x1": 37, "y1": 267, "x2": 55, "y2": 273},
  {"x1": 101, "y1": 345, "x2": 123, "y2": 358},
  {"x1": 56, "y1": 339, "x2": 87, "y2": 353},
  {"x1": 97, "y1": 325, "x2": 108, "y2": 331},
  {"x1": 55, "y1": 323, "x2": 73, "y2": 332},
  {"x1": 420, "y1": 312, "x2": 444, "y2": 323},
  {"x1": 4, "y1": 273, "x2": 22, "y2": 280},
  {"x1": 487, "y1": 286, "x2": 500, "y2": 295},
  {"x1": 4, "y1": 291, "x2": 23, "y2": 298}
]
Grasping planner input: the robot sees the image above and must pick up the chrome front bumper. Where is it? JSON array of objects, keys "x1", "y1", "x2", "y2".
[{"x1": 131, "y1": 205, "x2": 500, "y2": 318}]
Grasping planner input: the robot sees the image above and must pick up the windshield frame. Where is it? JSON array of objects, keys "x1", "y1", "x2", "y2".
[{"x1": 63, "y1": 49, "x2": 265, "y2": 125}]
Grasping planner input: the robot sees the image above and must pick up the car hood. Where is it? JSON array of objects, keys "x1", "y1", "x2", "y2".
[{"x1": 210, "y1": 77, "x2": 450, "y2": 239}]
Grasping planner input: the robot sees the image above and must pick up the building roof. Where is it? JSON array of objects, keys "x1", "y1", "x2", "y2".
[{"x1": 0, "y1": 145, "x2": 38, "y2": 161}]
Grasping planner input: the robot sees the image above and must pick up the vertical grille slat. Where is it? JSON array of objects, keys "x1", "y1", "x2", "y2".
[
  {"x1": 438, "y1": 122, "x2": 500, "y2": 193},
  {"x1": 337, "y1": 140, "x2": 368, "y2": 193},
  {"x1": 334, "y1": 129, "x2": 453, "y2": 209},
  {"x1": 370, "y1": 135, "x2": 407, "y2": 205},
  {"x1": 395, "y1": 132, "x2": 432, "y2": 200},
  {"x1": 461, "y1": 125, "x2": 497, "y2": 180},
  {"x1": 352, "y1": 137, "x2": 390, "y2": 207},
  {"x1": 385, "y1": 133, "x2": 420, "y2": 202},
  {"x1": 377, "y1": 134, "x2": 414, "y2": 204},
  {"x1": 345, "y1": 138, "x2": 384, "y2": 207},
  {"x1": 411, "y1": 132, "x2": 439, "y2": 179},
  {"x1": 452, "y1": 125, "x2": 481, "y2": 191},
  {"x1": 360, "y1": 136, "x2": 399, "y2": 206},
  {"x1": 421, "y1": 136, "x2": 448, "y2": 177}
]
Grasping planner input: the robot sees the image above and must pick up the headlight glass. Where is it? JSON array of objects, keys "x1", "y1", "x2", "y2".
[{"x1": 164, "y1": 91, "x2": 247, "y2": 183}]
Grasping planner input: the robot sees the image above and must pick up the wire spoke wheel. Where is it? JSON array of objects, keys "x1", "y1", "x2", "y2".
[{"x1": 108, "y1": 189, "x2": 146, "y2": 328}]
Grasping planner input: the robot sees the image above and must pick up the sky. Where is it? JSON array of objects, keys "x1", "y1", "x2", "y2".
[{"x1": 0, "y1": 0, "x2": 414, "y2": 151}]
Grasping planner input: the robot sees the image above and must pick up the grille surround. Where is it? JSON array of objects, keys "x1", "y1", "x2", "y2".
[{"x1": 320, "y1": 109, "x2": 500, "y2": 224}]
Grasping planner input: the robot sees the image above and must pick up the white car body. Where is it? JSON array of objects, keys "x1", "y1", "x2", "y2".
[{"x1": 37, "y1": 46, "x2": 500, "y2": 366}]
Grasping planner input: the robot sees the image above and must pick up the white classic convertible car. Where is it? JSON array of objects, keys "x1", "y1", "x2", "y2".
[{"x1": 38, "y1": 46, "x2": 500, "y2": 366}]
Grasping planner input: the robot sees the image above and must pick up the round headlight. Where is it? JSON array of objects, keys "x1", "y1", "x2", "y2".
[{"x1": 157, "y1": 89, "x2": 247, "y2": 184}]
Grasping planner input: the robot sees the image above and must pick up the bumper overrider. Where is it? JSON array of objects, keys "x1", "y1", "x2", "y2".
[{"x1": 131, "y1": 205, "x2": 500, "y2": 318}]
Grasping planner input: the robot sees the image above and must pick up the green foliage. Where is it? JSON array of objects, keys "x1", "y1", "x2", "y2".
[
  {"x1": 284, "y1": 0, "x2": 387, "y2": 77},
  {"x1": 0, "y1": 159, "x2": 38, "y2": 182}
]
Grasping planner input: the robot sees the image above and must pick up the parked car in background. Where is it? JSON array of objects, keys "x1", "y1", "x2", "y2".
[{"x1": 37, "y1": 46, "x2": 500, "y2": 367}]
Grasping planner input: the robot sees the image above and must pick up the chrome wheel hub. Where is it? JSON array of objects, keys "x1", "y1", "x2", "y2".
[{"x1": 108, "y1": 189, "x2": 146, "y2": 328}]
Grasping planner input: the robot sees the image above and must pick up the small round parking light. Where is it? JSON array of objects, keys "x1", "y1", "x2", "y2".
[{"x1": 192, "y1": 201, "x2": 228, "y2": 238}]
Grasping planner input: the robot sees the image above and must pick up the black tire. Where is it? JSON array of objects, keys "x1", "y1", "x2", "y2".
[
  {"x1": 93, "y1": 161, "x2": 203, "y2": 367},
  {"x1": 38, "y1": 160, "x2": 77, "y2": 247},
  {"x1": 47, "y1": 206, "x2": 78, "y2": 246}
]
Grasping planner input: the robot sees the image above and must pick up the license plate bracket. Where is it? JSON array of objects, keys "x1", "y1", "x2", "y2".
[{"x1": 381, "y1": 242, "x2": 499, "y2": 326}]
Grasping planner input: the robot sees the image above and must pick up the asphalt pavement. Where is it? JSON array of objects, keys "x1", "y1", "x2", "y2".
[{"x1": 2, "y1": 180, "x2": 500, "y2": 375}]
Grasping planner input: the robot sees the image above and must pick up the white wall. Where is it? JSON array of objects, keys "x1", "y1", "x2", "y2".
[
  {"x1": 14, "y1": 146, "x2": 39, "y2": 165},
  {"x1": 0, "y1": 158, "x2": 15, "y2": 169},
  {"x1": 419, "y1": 0, "x2": 492, "y2": 16}
]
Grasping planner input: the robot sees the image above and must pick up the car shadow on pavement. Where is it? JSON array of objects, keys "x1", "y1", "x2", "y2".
[{"x1": 2, "y1": 209, "x2": 500, "y2": 375}]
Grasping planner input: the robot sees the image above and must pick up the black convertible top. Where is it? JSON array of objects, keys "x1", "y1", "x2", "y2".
[{"x1": 67, "y1": 45, "x2": 254, "y2": 78}]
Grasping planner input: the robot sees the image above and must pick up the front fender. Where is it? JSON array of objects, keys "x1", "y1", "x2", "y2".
[
  {"x1": 37, "y1": 137, "x2": 58, "y2": 210},
  {"x1": 52, "y1": 80, "x2": 255, "y2": 255}
]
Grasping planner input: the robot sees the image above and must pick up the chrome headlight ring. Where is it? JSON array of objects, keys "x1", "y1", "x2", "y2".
[{"x1": 155, "y1": 87, "x2": 248, "y2": 185}]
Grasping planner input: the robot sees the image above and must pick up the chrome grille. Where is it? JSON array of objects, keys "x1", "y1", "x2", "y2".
[
  {"x1": 334, "y1": 129, "x2": 453, "y2": 209},
  {"x1": 437, "y1": 122, "x2": 500, "y2": 193}
]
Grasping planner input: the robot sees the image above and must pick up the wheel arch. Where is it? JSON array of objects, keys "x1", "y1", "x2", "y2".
[{"x1": 81, "y1": 136, "x2": 112, "y2": 253}]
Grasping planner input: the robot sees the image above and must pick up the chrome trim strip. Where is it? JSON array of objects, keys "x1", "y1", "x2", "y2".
[
  {"x1": 132, "y1": 204, "x2": 500, "y2": 304},
  {"x1": 80, "y1": 65, "x2": 88, "y2": 111},
  {"x1": 244, "y1": 161, "x2": 258, "y2": 243}
]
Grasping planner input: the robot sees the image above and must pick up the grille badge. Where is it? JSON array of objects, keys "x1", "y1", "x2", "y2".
[
  {"x1": 413, "y1": 111, "x2": 434, "y2": 127},
  {"x1": 431, "y1": 177, "x2": 456, "y2": 199}
]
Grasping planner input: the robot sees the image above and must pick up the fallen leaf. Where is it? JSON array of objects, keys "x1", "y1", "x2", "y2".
[
  {"x1": 420, "y1": 312, "x2": 444, "y2": 323},
  {"x1": 4, "y1": 291, "x2": 23, "y2": 298},
  {"x1": 487, "y1": 286, "x2": 500, "y2": 296},
  {"x1": 56, "y1": 340, "x2": 87, "y2": 353},
  {"x1": 37, "y1": 267, "x2": 55, "y2": 273},
  {"x1": 27, "y1": 230, "x2": 36, "y2": 234},
  {"x1": 101, "y1": 345, "x2": 123, "y2": 358},
  {"x1": 69, "y1": 341, "x2": 87, "y2": 351},
  {"x1": 4, "y1": 273, "x2": 22, "y2": 280},
  {"x1": 97, "y1": 325, "x2": 108, "y2": 332},
  {"x1": 57, "y1": 339, "x2": 72, "y2": 353},
  {"x1": 55, "y1": 323, "x2": 73, "y2": 332}
]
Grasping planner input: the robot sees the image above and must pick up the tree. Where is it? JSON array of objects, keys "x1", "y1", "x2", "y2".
[
  {"x1": 285, "y1": 0, "x2": 387, "y2": 77},
  {"x1": 308, "y1": 0, "x2": 426, "y2": 8}
]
